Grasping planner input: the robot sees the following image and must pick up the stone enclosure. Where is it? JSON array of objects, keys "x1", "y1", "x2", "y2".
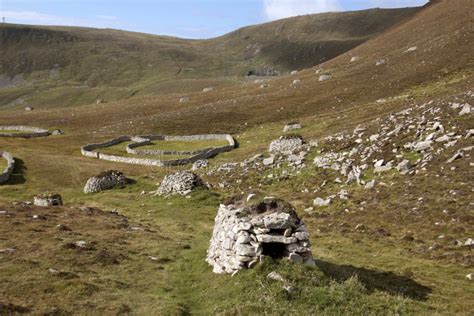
[
  {"x1": 0, "y1": 126, "x2": 50, "y2": 138},
  {"x1": 206, "y1": 197, "x2": 315, "y2": 274},
  {"x1": 0, "y1": 151, "x2": 15, "y2": 184},
  {"x1": 81, "y1": 134, "x2": 235, "y2": 167}
]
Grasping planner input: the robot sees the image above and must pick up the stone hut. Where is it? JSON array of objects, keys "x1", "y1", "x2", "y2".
[
  {"x1": 206, "y1": 197, "x2": 315, "y2": 274},
  {"x1": 155, "y1": 171, "x2": 204, "y2": 196},
  {"x1": 34, "y1": 193, "x2": 63, "y2": 207},
  {"x1": 84, "y1": 170, "x2": 128, "y2": 194}
]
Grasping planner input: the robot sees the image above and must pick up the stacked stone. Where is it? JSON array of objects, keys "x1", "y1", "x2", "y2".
[
  {"x1": 155, "y1": 171, "x2": 204, "y2": 196},
  {"x1": 206, "y1": 197, "x2": 315, "y2": 274},
  {"x1": 269, "y1": 135, "x2": 304, "y2": 154},
  {"x1": 84, "y1": 170, "x2": 128, "y2": 194},
  {"x1": 33, "y1": 193, "x2": 63, "y2": 207},
  {"x1": 0, "y1": 151, "x2": 15, "y2": 184}
]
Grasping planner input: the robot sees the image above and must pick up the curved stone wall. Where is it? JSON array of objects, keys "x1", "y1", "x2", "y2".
[
  {"x1": 81, "y1": 134, "x2": 235, "y2": 167},
  {"x1": 126, "y1": 134, "x2": 235, "y2": 156},
  {"x1": 0, "y1": 151, "x2": 15, "y2": 184},
  {"x1": 0, "y1": 126, "x2": 50, "y2": 138}
]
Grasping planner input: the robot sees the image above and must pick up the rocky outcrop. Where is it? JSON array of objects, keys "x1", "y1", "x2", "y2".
[
  {"x1": 0, "y1": 126, "x2": 50, "y2": 138},
  {"x1": 33, "y1": 193, "x2": 63, "y2": 206},
  {"x1": 206, "y1": 197, "x2": 315, "y2": 274},
  {"x1": 84, "y1": 170, "x2": 128, "y2": 194},
  {"x1": 0, "y1": 151, "x2": 15, "y2": 184},
  {"x1": 155, "y1": 171, "x2": 204, "y2": 196}
]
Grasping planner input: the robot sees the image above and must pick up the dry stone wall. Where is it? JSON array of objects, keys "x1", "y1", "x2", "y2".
[
  {"x1": 0, "y1": 151, "x2": 15, "y2": 184},
  {"x1": 81, "y1": 134, "x2": 235, "y2": 167},
  {"x1": 0, "y1": 126, "x2": 50, "y2": 138}
]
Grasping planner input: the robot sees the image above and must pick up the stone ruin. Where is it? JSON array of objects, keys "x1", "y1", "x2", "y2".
[
  {"x1": 84, "y1": 170, "x2": 129, "y2": 194},
  {"x1": 0, "y1": 151, "x2": 15, "y2": 184},
  {"x1": 154, "y1": 171, "x2": 204, "y2": 196},
  {"x1": 269, "y1": 135, "x2": 304, "y2": 155},
  {"x1": 33, "y1": 193, "x2": 63, "y2": 207},
  {"x1": 206, "y1": 197, "x2": 315, "y2": 274}
]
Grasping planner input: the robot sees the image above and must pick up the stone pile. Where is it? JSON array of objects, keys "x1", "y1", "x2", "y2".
[
  {"x1": 269, "y1": 135, "x2": 304, "y2": 155},
  {"x1": 155, "y1": 171, "x2": 204, "y2": 196},
  {"x1": 33, "y1": 193, "x2": 63, "y2": 207},
  {"x1": 206, "y1": 197, "x2": 315, "y2": 274},
  {"x1": 84, "y1": 170, "x2": 128, "y2": 194}
]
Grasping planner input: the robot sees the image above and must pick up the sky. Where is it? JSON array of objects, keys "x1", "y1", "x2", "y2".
[{"x1": 0, "y1": 0, "x2": 428, "y2": 39}]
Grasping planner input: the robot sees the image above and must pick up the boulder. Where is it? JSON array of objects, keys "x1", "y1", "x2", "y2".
[{"x1": 318, "y1": 74, "x2": 332, "y2": 81}]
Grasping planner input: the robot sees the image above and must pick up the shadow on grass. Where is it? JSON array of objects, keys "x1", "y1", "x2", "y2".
[
  {"x1": 315, "y1": 259, "x2": 432, "y2": 301},
  {"x1": 6, "y1": 158, "x2": 26, "y2": 185}
]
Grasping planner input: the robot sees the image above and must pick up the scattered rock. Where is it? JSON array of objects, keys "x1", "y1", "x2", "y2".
[
  {"x1": 365, "y1": 179, "x2": 376, "y2": 190},
  {"x1": 313, "y1": 197, "x2": 331, "y2": 207},
  {"x1": 179, "y1": 96, "x2": 190, "y2": 103},
  {"x1": 396, "y1": 159, "x2": 412, "y2": 174},
  {"x1": 459, "y1": 104, "x2": 471, "y2": 116}
]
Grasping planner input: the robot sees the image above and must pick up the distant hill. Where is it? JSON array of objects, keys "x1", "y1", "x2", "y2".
[{"x1": 0, "y1": 7, "x2": 419, "y2": 108}]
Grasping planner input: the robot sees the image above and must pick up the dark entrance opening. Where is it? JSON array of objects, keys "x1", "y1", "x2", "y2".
[{"x1": 261, "y1": 242, "x2": 287, "y2": 259}]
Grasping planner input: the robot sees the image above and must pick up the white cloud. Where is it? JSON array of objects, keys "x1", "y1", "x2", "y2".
[
  {"x1": 263, "y1": 0, "x2": 342, "y2": 20},
  {"x1": 368, "y1": 0, "x2": 428, "y2": 8},
  {"x1": 1, "y1": 10, "x2": 119, "y2": 28}
]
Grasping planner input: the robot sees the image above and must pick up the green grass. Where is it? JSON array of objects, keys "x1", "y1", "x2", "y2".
[
  {"x1": 0, "y1": 157, "x2": 7, "y2": 171},
  {"x1": 95, "y1": 141, "x2": 193, "y2": 161},
  {"x1": 139, "y1": 139, "x2": 229, "y2": 152}
]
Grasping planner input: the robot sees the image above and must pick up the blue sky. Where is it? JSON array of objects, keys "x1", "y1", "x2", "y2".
[{"x1": 0, "y1": 0, "x2": 428, "y2": 38}]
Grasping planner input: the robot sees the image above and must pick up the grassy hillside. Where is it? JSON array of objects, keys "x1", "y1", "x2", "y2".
[
  {"x1": 0, "y1": 0, "x2": 472, "y2": 314},
  {"x1": 0, "y1": 7, "x2": 418, "y2": 108}
]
